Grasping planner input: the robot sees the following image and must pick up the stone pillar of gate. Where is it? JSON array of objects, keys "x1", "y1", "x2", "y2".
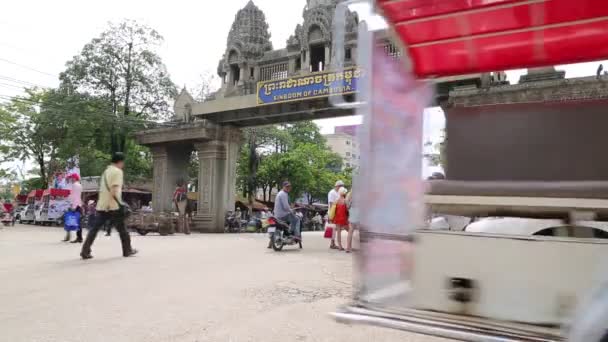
[
  {"x1": 324, "y1": 45, "x2": 331, "y2": 71},
  {"x1": 150, "y1": 144, "x2": 191, "y2": 213},
  {"x1": 193, "y1": 127, "x2": 242, "y2": 232}
]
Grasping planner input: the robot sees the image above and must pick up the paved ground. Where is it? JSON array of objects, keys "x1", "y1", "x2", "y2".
[{"x1": 0, "y1": 225, "x2": 449, "y2": 342}]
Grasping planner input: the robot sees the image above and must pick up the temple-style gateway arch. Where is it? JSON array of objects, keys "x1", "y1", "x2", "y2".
[{"x1": 136, "y1": 0, "x2": 608, "y2": 232}]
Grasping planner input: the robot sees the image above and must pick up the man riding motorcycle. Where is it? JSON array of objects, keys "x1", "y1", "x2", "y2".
[{"x1": 268, "y1": 181, "x2": 301, "y2": 248}]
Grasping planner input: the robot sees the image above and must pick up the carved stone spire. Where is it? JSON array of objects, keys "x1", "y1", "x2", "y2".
[
  {"x1": 225, "y1": 1, "x2": 273, "y2": 60},
  {"x1": 306, "y1": 0, "x2": 335, "y2": 9},
  {"x1": 288, "y1": 0, "x2": 357, "y2": 49}
]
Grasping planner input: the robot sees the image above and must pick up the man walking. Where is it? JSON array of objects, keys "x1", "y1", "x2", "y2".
[
  {"x1": 80, "y1": 152, "x2": 137, "y2": 260},
  {"x1": 272, "y1": 181, "x2": 301, "y2": 242},
  {"x1": 328, "y1": 180, "x2": 344, "y2": 249}
]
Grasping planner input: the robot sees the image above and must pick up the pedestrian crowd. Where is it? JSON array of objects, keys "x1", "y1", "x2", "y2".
[{"x1": 12, "y1": 149, "x2": 359, "y2": 259}]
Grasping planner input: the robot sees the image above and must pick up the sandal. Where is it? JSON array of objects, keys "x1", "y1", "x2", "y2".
[
  {"x1": 338, "y1": 247, "x2": 345, "y2": 251},
  {"x1": 330, "y1": 244, "x2": 338, "y2": 249}
]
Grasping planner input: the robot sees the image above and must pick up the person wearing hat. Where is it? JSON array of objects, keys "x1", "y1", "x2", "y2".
[
  {"x1": 64, "y1": 173, "x2": 83, "y2": 243},
  {"x1": 270, "y1": 181, "x2": 301, "y2": 247},
  {"x1": 80, "y1": 152, "x2": 137, "y2": 260},
  {"x1": 327, "y1": 180, "x2": 345, "y2": 249}
]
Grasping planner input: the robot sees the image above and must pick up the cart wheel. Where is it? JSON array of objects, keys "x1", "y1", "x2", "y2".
[{"x1": 136, "y1": 229, "x2": 149, "y2": 236}]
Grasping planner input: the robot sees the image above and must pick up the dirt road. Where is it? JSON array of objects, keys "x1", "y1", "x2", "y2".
[{"x1": 0, "y1": 226, "x2": 449, "y2": 342}]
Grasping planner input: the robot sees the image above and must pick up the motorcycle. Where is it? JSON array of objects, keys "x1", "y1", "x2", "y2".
[
  {"x1": 246, "y1": 217, "x2": 263, "y2": 232},
  {"x1": 267, "y1": 216, "x2": 302, "y2": 251},
  {"x1": 224, "y1": 211, "x2": 242, "y2": 233}
]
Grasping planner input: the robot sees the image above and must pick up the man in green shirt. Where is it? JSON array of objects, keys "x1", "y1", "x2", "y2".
[{"x1": 80, "y1": 153, "x2": 138, "y2": 260}]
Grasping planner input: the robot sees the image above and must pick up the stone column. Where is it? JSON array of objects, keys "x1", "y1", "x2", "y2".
[
  {"x1": 150, "y1": 144, "x2": 191, "y2": 213},
  {"x1": 239, "y1": 63, "x2": 247, "y2": 85},
  {"x1": 150, "y1": 146, "x2": 169, "y2": 213},
  {"x1": 288, "y1": 58, "x2": 296, "y2": 75},
  {"x1": 192, "y1": 127, "x2": 242, "y2": 233},
  {"x1": 222, "y1": 127, "x2": 242, "y2": 213},
  {"x1": 324, "y1": 45, "x2": 331, "y2": 71},
  {"x1": 253, "y1": 66, "x2": 260, "y2": 81},
  {"x1": 302, "y1": 50, "x2": 310, "y2": 73},
  {"x1": 194, "y1": 141, "x2": 227, "y2": 233}
]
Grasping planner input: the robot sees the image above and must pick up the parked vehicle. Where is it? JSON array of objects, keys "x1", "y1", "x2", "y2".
[
  {"x1": 126, "y1": 211, "x2": 176, "y2": 236},
  {"x1": 14, "y1": 194, "x2": 27, "y2": 222},
  {"x1": 35, "y1": 189, "x2": 70, "y2": 226},
  {"x1": 19, "y1": 190, "x2": 43, "y2": 224},
  {"x1": 267, "y1": 216, "x2": 302, "y2": 251},
  {"x1": 246, "y1": 217, "x2": 262, "y2": 232}
]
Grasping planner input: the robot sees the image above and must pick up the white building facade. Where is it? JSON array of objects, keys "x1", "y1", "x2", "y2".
[{"x1": 324, "y1": 125, "x2": 360, "y2": 169}]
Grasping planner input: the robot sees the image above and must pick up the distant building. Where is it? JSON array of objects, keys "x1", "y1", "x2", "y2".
[{"x1": 324, "y1": 125, "x2": 360, "y2": 169}]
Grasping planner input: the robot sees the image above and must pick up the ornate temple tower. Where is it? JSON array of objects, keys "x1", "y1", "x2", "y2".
[
  {"x1": 217, "y1": 1, "x2": 273, "y2": 97},
  {"x1": 287, "y1": 0, "x2": 358, "y2": 73},
  {"x1": 214, "y1": 0, "x2": 358, "y2": 99}
]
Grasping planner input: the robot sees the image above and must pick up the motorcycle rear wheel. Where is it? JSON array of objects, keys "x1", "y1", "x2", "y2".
[{"x1": 272, "y1": 232, "x2": 284, "y2": 251}]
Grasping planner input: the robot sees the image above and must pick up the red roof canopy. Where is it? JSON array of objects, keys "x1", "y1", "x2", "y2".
[
  {"x1": 43, "y1": 189, "x2": 70, "y2": 197},
  {"x1": 376, "y1": 0, "x2": 608, "y2": 77},
  {"x1": 15, "y1": 194, "x2": 27, "y2": 204},
  {"x1": 27, "y1": 190, "x2": 44, "y2": 199}
]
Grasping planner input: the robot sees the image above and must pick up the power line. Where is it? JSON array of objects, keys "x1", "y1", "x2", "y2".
[
  {"x1": 0, "y1": 92, "x2": 173, "y2": 124},
  {"x1": 0, "y1": 94, "x2": 176, "y2": 129},
  {"x1": 0, "y1": 57, "x2": 56, "y2": 77},
  {"x1": 0, "y1": 75, "x2": 47, "y2": 88},
  {"x1": 0, "y1": 82, "x2": 25, "y2": 89}
]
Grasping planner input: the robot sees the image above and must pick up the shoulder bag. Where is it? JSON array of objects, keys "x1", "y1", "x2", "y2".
[{"x1": 103, "y1": 171, "x2": 132, "y2": 219}]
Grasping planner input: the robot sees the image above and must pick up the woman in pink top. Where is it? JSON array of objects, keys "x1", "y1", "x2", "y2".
[{"x1": 63, "y1": 174, "x2": 83, "y2": 243}]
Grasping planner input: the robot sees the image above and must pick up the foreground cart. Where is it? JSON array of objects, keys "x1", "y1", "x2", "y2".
[{"x1": 331, "y1": 1, "x2": 608, "y2": 341}]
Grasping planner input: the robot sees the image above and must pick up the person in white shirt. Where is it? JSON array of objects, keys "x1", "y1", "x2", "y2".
[{"x1": 328, "y1": 180, "x2": 344, "y2": 249}]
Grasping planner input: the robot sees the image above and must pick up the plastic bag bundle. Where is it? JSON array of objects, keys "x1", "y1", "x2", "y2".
[{"x1": 64, "y1": 210, "x2": 81, "y2": 232}]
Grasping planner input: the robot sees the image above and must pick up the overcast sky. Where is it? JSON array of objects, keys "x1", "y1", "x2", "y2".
[{"x1": 1, "y1": 0, "x2": 606, "y2": 177}]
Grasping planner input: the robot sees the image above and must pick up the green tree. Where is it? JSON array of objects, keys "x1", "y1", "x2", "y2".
[
  {"x1": 60, "y1": 20, "x2": 176, "y2": 153},
  {"x1": 263, "y1": 151, "x2": 311, "y2": 202},
  {"x1": 285, "y1": 121, "x2": 326, "y2": 147},
  {"x1": 0, "y1": 89, "x2": 67, "y2": 184},
  {"x1": 289, "y1": 143, "x2": 345, "y2": 203},
  {"x1": 0, "y1": 87, "x2": 152, "y2": 184},
  {"x1": 424, "y1": 129, "x2": 447, "y2": 169},
  {"x1": 237, "y1": 126, "x2": 291, "y2": 205}
]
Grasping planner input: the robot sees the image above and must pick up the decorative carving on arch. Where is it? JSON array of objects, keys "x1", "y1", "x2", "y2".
[
  {"x1": 227, "y1": 49, "x2": 240, "y2": 65},
  {"x1": 301, "y1": 14, "x2": 332, "y2": 48},
  {"x1": 308, "y1": 24, "x2": 324, "y2": 43}
]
